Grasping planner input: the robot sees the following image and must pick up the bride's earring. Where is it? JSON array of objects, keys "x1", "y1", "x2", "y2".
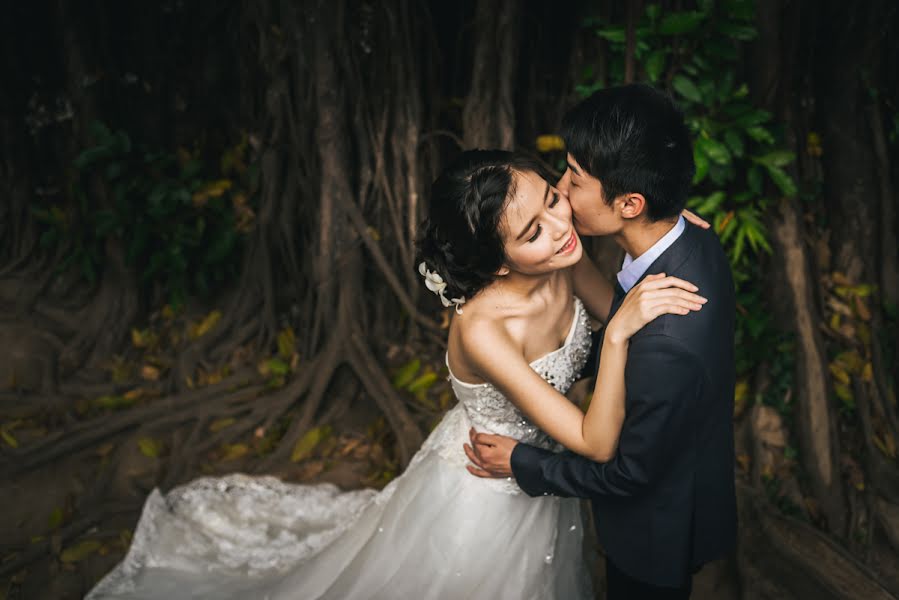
[{"x1": 496, "y1": 266, "x2": 510, "y2": 276}]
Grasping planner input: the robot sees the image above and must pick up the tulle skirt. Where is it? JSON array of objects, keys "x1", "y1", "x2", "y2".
[{"x1": 88, "y1": 405, "x2": 592, "y2": 599}]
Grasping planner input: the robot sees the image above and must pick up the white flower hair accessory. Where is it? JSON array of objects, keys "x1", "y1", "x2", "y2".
[{"x1": 419, "y1": 262, "x2": 466, "y2": 314}]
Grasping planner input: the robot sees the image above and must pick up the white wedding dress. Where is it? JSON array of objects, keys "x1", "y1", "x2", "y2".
[{"x1": 88, "y1": 298, "x2": 594, "y2": 599}]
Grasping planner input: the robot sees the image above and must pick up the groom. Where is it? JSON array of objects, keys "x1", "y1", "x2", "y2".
[{"x1": 464, "y1": 84, "x2": 737, "y2": 599}]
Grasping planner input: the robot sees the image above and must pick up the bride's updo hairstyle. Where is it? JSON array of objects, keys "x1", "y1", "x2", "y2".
[{"x1": 417, "y1": 149, "x2": 552, "y2": 302}]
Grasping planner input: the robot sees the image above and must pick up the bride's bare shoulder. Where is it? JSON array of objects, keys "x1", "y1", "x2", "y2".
[
  {"x1": 445, "y1": 294, "x2": 514, "y2": 383},
  {"x1": 452, "y1": 294, "x2": 508, "y2": 343},
  {"x1": 450, "y1": 291, "x2": 530, "y2": 364}
]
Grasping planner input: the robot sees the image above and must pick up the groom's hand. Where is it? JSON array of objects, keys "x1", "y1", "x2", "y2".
[
  {"x1": 463, "y1": 427, "x2": 517, "y2": 478},
  {"x1": 682, "y1": 208, "x2": 710, "y2": 229}
]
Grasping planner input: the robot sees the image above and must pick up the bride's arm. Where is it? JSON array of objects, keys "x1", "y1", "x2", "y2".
[{"x1": 463, "y1": 274, "x2": 706, "y2": 462}]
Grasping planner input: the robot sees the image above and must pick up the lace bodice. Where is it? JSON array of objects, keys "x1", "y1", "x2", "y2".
[
  {"x1": 448, "y1": 296, "x2": 591, "y2": 446},
  {"x1": 408, "y1": 297, "x2": 591, "y2": 494}
]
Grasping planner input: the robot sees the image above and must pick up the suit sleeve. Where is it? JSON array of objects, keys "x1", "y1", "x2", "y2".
[{"x1": 510, "y1": 334, "x2": 702, "y2": 499}]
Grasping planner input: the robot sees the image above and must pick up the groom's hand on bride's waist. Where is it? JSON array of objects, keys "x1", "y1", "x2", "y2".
[{"x1": 463, "y1": 427, "x2": 517, "y2": 478}]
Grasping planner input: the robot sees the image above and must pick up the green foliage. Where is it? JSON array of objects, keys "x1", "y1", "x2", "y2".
[
  {"x1": 890, "y1": 112, "x2": 899, "y2": 144},
  {"x1": 578, "y1": 0, "x2": 798, "y2": 373},
  {"x1": 32, "y1": 122, "x2": 256, "y2": 308}
]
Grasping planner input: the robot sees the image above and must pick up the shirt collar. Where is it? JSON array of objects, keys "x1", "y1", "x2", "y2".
[{"x1": 617, "y1": 215, "x2": 686, "y2": 292}]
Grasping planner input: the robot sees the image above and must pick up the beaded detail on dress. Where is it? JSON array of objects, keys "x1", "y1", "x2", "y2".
[{"x1": 432, "y1": 297, "x2": 592, "y2": 493}]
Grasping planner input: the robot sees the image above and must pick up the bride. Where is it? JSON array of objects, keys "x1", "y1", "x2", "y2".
[{"x1": 88, "y1": 150, "x2": 706, "y2": 599}]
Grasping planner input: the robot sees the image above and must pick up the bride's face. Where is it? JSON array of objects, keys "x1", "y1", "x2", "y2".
[{"x1": 498, "y1": 170, "x2": 582, "y2": 275}]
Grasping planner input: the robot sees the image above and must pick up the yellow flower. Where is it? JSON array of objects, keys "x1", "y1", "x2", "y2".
[{"x1": 536, "y1": 134, "x2": 565, "y2": 153}]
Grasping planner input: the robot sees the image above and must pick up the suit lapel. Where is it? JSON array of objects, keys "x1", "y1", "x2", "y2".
[{"x1": 609, "y1": 281, "x2": 627, "y2": 320}]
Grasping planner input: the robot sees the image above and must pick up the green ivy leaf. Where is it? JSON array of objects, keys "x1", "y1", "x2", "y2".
[
  {"x1": 733, "y1": 227, "x2": 746, "y2": 261},
  {"x1": 264, "y1": 357, "x2": 290, "y2": 376},
  {"x1": 290, "y1": 425, "x2": 333, "y2": 463},
  {"x1": 61, "y1": 540, "x2": 102, "y2": 563},
  {"x1": 695, "y1": 191, "x2": 727, "y2": 214},
  {"x1": 717, "y1": 212, "x2": 738, "y2": 243},
  {"x1": 692, "y1": 146, "x2": 709, "y2": 184},
  {"x1": 89, "y1": 121, "x2": 112, "y2": 142},
  {"x1": 407, "y1": 371, "x2": 438, "y2": 394},
  {"x1": 138, "y1": 437, "x2": 161, "y2": 458},
  {"x1": 658, "y1": 11, "x2": 706, "y2": 35},
  {"x1": 708, "y1": 163, "x2": 730, "y2": 186},
  {"x1": 723, "y1": 130, "x2": 745, "y2": 157},
  {"x1": 597, "y1": 27, "x2": 626, "y2": 43},
  {"x1": 705, "y1": 38, "x2": 739, "y2": 61},
  {"x1": 92, "y1": 395, "x2": 135, "y2": 410},
  {"x1": 48, "y1": 507, "x2": 64, "y2": 529},
  {"x1": 755, "y1": 150, "x2": 795, "y2": 167},
  {"x1": 1, "y1": 429, "x2": 18, "y2": 448},
  {"x1": 696, "y1": 137, "x2": 732, "y2": 166},
  {"x1": 73, "y1": 146, "x2": 113, "y2": 170},
  {"x1": 733, "y1": 110, "x2": 771, "y2": 128},
  {"x1": 745, "y1": 126, "x2": 775, "y2": 145},
  {"x1": 672, "y1": 75, "x2": 702, "y2": 103},
  {"x1": 391, "y1": 359, "x2": 421, "y2": 389},
  {"x1": 645, "y1": 50, "x2": 667, "y2": 82},
  {"x1": 747, "y1": 165, "x2": 763, "y2": 195},
  {"x1": 764, "y1": 164, "x2": 798, "y2": 196},
  {"x1": 718, "y1": 22, "x2": 758, "y2": 40}
]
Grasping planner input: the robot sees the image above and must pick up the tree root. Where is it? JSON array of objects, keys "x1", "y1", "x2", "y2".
[
  {"x1": 738, "y1": 483, "x2": 896, "y2": 599},
  {"x1": 0, "y1": 502, "x2": 140, "y2": 579},
  {"x1": 333, "y1": 188, "x2": 441, "y2": 334},
  {"x1": 347, "y1": 334, "x2": 423, "y2": 467},
  {"x1": 254, "y1": 339, "x2": 340, "y2": 470},
  {"x1": 2, "y1": 369, "x2": 262, "y2": 477},
  {"x1": 771, "y1": 197, "x2": 845, "y2": 533},
  {"x1": 876, "y1": 496, "x2": 899, "y2": 553}
]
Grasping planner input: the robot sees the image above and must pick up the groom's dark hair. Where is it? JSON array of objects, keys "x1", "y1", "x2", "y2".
[{"x1": 561, "y1": 84, "x2": 694, "y2": 222}]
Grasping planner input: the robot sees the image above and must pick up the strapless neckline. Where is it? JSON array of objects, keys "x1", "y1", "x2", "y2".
[{"x1": 446, "y1": 297, "x2": 585, "y2": 388}]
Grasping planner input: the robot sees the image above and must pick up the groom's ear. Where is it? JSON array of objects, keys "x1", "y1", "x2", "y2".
[{"x1": 618, "y1": 192, "x2": 647, "y2": 220}]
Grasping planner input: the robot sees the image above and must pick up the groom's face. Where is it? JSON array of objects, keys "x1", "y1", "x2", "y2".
[{"x1": 557, "y1": 154, "x2": 622, "y2": 236}]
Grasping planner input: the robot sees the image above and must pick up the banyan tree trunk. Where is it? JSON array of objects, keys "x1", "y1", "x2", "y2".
[
  {"x1": 462, "y1": 0, "x2": 519, "y2": 149},
  {"x1": 754, "y1": 0, "x2": 846, "y2": 533}
]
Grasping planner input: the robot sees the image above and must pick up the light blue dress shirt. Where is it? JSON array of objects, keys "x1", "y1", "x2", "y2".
[{"x1": 616, "y1": 215, "x2": 686, "y2": 292}]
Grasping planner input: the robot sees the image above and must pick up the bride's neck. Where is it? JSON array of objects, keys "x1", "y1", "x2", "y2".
[{"x1": 491, "y1": 270, "x2": 558, "y2": 303}]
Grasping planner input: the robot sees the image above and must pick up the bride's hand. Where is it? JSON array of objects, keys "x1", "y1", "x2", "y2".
[
  {"x1": 605, "y1": 273, "x2": 706, "y2": 344},
  {"x1": 682, "y1": 209, "x2": 710, "y2": 229}
]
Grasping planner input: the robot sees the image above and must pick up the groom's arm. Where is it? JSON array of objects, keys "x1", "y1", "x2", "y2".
[{"x1": 511, "y1": 334, "x2": 702, "y2": 499}]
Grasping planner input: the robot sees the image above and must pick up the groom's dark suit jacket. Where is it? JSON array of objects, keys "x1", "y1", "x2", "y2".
[{"x1": 511, "y1": 222, "x2": 737, "y2": 588}]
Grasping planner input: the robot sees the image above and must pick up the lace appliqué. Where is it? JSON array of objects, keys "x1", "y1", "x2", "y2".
[
  {"x1": 439, "y1": 297, "x2": 592, "y2": 494},
  {"x1": 87, "y1": 476, "x2": 378, "y2": 596}
]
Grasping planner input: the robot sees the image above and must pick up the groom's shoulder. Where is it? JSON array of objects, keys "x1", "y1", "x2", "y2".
[
  {"x1": 669, "y1": 224, "x2": 733, "y2": 294},
  {"x1": 635, "y1": 228, "x2": 733, "y2": 341},
  {"x1": 686, "y1": 223, "x2": 731, "y2": 270}
]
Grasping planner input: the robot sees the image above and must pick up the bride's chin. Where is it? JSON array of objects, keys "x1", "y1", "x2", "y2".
[
  {"x1": 561, "y1": 246, "x2": 583, "y2": 265},
  {"x1": 549, "y1": 252, "x2": 581, "y2": 271}
]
